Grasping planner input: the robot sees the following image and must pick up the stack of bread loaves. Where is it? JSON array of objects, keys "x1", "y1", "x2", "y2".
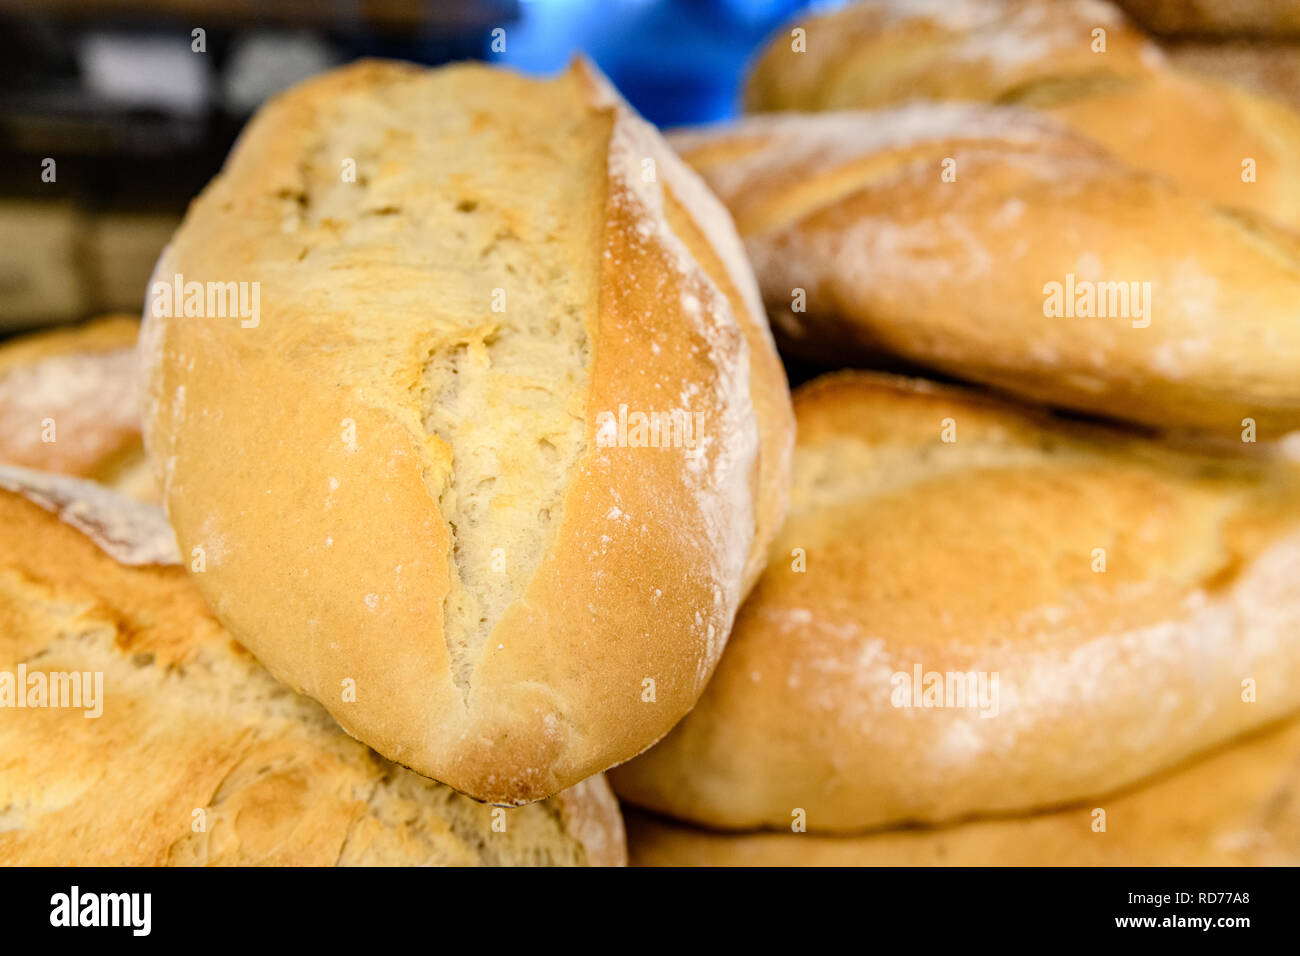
[
  {"x1": 611, "y1": 0, "x2": 1300, "y2": 865},
  {"x1": 4, "y1": 0, "x2": 1298, "y2": 868}
]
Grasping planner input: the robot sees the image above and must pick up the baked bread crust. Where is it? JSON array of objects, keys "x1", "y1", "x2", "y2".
[
  {"x1": 1169, "y1": 41, "x2": 1300, "y2": 114},
  {"x1": 743, "y1": 0, "x2": 1300, "y2": 229},
  {"x1": 0, "y1": 465, "x2": 625, "y2": 866},
  {"x1": 625, "y1": 715, "x2": 1300, "y2": 865},
  {"x1": 610, "y1": 372, "x2": 1300, "y2": 831},
  {"x1": 139, "y1": 59, "x2": 793, "y2": 804},
  {"x1": 0, "y1": 315, "x2": 155, "y2": 500},
  {"x1": 1117, "y1": 0, "x2": 1300, "y2": 39},
  {"x1": 671, "y1": 108, "x2": 1300, "y2": 434},
  {"x1": 746, "y1": 0, "x2": 1159, "y2": 113}
]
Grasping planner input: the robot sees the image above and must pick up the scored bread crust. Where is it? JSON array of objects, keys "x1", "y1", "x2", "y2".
[
  {"x1": 139, "y1": 59, "x2": 793, "y2": 804},
  {"x1": 624, "y1": 715, "x2": 1300, "y2": 865},
  {"x1": 609, "y1": 372, "x2": 1300, "y2": 831},
  {"x1": 0, "y1": 315, "x2": 155, "y2": 501},
  {"x1": 743, "y1": 0, "x2": 1300, "y2": 230},
  {"x1": 670, "y1": 107, "x2": 1300, "y2": 435},
  {"x1": 0, "y1": 465, "x2": 625, "y2": 866}
]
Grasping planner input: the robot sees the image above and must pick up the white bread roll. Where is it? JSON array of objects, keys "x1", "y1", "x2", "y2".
[
  {"x1": 746, "y1": 0, "x2": 1161, "y2": 112},
  {"x1": 0, "y1": 465, "x2": 625, "y2": 866},
  {"x1": 625, "y1": 716, "x2": 1300, "y2": 865},
  {"x1": 1117, "y1": 0, "x2": 1300, "y2": 38},
  {"x1": 671, "y1": 107, "x2": 1300, "y2": 436},
  {"x1": 611, "y1": 372, "x2": 1300, "y2": 831},
  {"x1": 0, "y1": 315, "x2": 156, "y2": 501},
  {"x1": 139, "y1": 59, "x2": 794, "y2": 804},
  {"x1": 744, "y1": 0, "x2": 1300, "y2": 230}
]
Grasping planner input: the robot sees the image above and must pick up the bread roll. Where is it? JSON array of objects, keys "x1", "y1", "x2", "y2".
[
  {"x1": 744, "y1": 0, "x2": 1300, "y2": 229},
  {"x1": 671, "y1": 108, "x2": 1300, "y2": 435},
  {"x1": 626, "y1": 716, "x2": 1300, "y2": 865},
  {"x1": 746, "y1": 0, "x2": 1159, "y2": 112},
  {"x1": 1117, "y1": 0, "x2": 1300, "y2": 39},
  {"x1": 0, "y1": 465, "x2": 625, "y2": 866},
  {"x1": 610, "y1": 372, "x2": 1300, "y2": 831},
  {"x1": 139, "y1": 59, "x2": 794, "y2": 804},
  {"x1": 0, "y1": 315, "x2": 156, "y2": 501}
]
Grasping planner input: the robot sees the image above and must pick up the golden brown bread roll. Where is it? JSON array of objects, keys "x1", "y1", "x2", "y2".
[
  {"x1": 670, "y1": 107, "x2": 1300, "y2": 436},
  {"x1": 1117, "y1": 0, "x2": 1300, "y2": 39},
  {"x1": 610, "y1": 372, "x2": 1300, "y2": 831},
  {"x1": 625, "y1": 715, "x2": 1300, "y2": 865},
  {"x1": 744, "y1": 0, "x2": 1300, "y2": 228},
  {"x1": 0, "y1": 465, "x2": 625, "y2": 866},
  {"x1": 139, "y1": 59, "x2": 794, "y2": 805},
  {"x1": 746, "y1": 0, "x2": 1160, "y2": 112},
  {"x1": 0, "y1": 315, "x2": 156, "y2": 501}
]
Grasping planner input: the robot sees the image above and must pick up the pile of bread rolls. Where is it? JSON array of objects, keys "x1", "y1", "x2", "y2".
[{"x1": 2, "y1": 0, "x2": 1298, "y2": 867}]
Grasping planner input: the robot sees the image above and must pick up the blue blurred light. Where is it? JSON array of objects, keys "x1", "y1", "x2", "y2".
[{"x1": 490, "y1": 0, "x2": 828, "y2": 128}]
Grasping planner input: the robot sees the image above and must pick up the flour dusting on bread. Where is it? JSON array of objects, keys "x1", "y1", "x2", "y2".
[{"x1": 0, "y1": 464, "x2": 179, "y2": 566}]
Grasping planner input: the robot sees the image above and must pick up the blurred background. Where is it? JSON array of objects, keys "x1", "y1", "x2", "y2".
[
  {"x1": 0, "y1": 0, "x2": 819, "y2": 335},
  {"x1": 2, "y1": 0, "x2": 1300, "y2": 336}
]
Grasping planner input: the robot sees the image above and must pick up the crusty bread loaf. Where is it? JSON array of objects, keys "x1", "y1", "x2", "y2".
[
  {"x1": 610, "y1": 372, "x2": 1300, "y2": 831},
  {"x1": 139, "y1": 59, "x2": 793, "y2": 804},
  {"x1": 625, "y1": 715, "x2": 1300, "y2": 865},
  {"x1": 671, "y1": 107, "x2": 1300, "y2": 435},
  {"x1": 0, "y1": 315, "x2": 156, "y2": 501},
  {"x1": 746, "y1": 0, "x2": 1159, "y2": 112},
  {"x1": 744, "y1": 0, "x2": 1300, "y2": 229},
  {"x1": 1117, "y1": 0, "x2": 1300, "y2": 38},
  {"x1": 0, "y1": 465, "x2": 625, "y2": 866}
]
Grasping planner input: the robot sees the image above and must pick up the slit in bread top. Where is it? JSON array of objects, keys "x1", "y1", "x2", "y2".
[{"x1": 138, "y1": 59, "x2": 770, "y2": 803}]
